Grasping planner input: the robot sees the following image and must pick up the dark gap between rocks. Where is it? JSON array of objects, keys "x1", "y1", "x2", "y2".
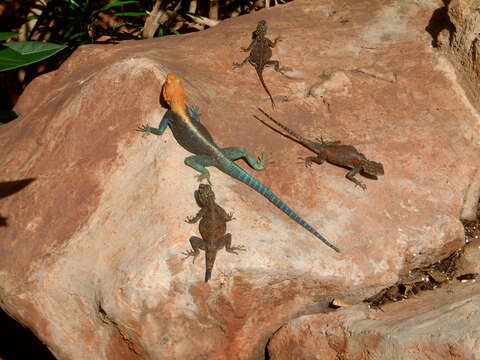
[{"x1": 0, "y1": 308, "x2": 55, "y2": 360}]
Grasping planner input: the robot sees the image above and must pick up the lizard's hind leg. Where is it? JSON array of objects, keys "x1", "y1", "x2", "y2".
[
  {"x1": 218, "y1": 233, "x2": 246, "y2": 254},
  {"x1": 299, "y1": 155, "x2": 326, "y2": 168},
  {"x1": 233, "y1": 56, "x2": 249, "y2": 68},
  {"x1": 184, "y1": 155, "x2": 213, "y2": 183},
  {"x1": 221, "y1": 147, "x2": 266, "y2": 170},
  {"x1": 182, "y1": 236, "x2": 205, "y2": 262},
  {"x1": 265, "y1": 60, "x2": 291, "y2": 76}
]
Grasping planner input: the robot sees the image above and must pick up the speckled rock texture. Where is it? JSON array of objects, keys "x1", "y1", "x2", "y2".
[{"x1": 0, "y1": 0, "x2": 479, "y2": 359}]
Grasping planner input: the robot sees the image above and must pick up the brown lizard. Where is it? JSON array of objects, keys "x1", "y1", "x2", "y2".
[
  {"x1": 183, "y1": 183, "x2": 246, "y2": 282},
  {"x1": 233, "y1": 20, "x2": 289, "y2": 109},
  {"x1": 256, "y1": 108, "x2": 384, "y2": 190}
]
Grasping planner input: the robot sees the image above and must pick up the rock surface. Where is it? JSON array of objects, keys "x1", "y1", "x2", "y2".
[
  {"x1": 435, "y1": 0, "x2": 480, "y2": 112},
  {"x1": 434, "y1": 0, "x2": 480, "y2": 221},
  {"x1": 268, "y1": 281, "x2": 480, "y2": 360},
  {"x1": 0, "y1": 0, "x2": 479, "y2": 359},
  {"x1": 268, "y1": 237, "x2": 480, "y2": 360}
]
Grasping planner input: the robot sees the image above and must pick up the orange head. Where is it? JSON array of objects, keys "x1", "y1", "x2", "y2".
[{"x1": 162, "y1": 74, "x2": 187, "y2": 117}]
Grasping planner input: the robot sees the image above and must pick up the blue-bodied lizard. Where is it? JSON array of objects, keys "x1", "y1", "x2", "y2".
[{"x1": 137, "y1": 74, "x2": 340, "y2": 253}]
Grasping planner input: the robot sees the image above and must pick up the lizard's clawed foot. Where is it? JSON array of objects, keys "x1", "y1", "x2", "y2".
[
  {"x1": 182, "y1": 250, "x2": 199, "y2": 262},
  {"x1": 298, "y1": 157, "x2": 313, "y2": 168},
  {"x1": 184, "y1": 216, "x2": 196, "y2": 224},
  {"x1": 232, "y1": 62, "x2": 242, "y2": 69},
  {"x1": 353, "y1": 181, "x2": 367, "y2": 191},
  {"x1": 226, "y1": 212, "x2": 235, "y2": 222},
  {"x1": 136, "y1": 124, "x2": 151, "y2": 135},
  {"x1": 358, "y1": 183, "x2": 367, "y2": 191},
  {"x1": 227, "y1": 245, "x2": 247, "y2": 255},
  {"x1": 188, "y1": 106, "x2": 201, "y2": 121},
  {"x1": 254, "y1": 153, "x2": 267, "y2": 170},
  {"x1": 195, "y1": 171, "x2": 212, "y2": 185}
]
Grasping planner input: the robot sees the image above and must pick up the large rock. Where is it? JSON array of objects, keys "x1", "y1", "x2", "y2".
[
  {"x1": 268, "y1": 236, "x2": 480, "y2": 359},
  {"x1": 435, "y1": 0, "x2": 480, "y2": 112},
  {"x1": 268, "y1": 280, "x2": 480, "y2": 360},
  {"x1": 1, "y1": 0, "x2": 479, "y2": 358}
]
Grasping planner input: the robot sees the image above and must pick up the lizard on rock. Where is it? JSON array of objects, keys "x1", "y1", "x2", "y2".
[
  {"x1": 183, "y1": 183, "x2": 245, "y2": 282},
  {"x1": 256, "y1": 108, "x2": 384, "y2": 190},
  {"x1": 137, "y1": 73, "x2": 340, "y2": 253},
  {"x1": 233, "y1": 20, "x2": 289, "y2": 109}
]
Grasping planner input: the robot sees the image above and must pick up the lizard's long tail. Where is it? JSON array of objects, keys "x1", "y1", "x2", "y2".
[
  {"x1": 205, "y1": 249, "x2": 217, "y2": 282},
  {"x1": 223, "y1": 162, "x2": 340, "y2": 253},
  {"x1": 257, "y1": 108, "x2": 312, "y2": 146},
  {"x1": 256, "y1": 68, "x2": 276, "y2": 110}
]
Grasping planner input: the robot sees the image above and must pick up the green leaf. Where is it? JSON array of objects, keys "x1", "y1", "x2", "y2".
[
  {"x1": 3, "y1": 41, "x2": 65, "y2": 55},
  {"x1": 0, "y1": 32, "x2": 19, "y2": 41},
  {"x1": 0, "y1": 44, "x2": 67, "y2": 72},
  {"x1": 113, "y1": 22, "x2": 142, "y2": 30},
  {"x1": 65, "y1": 0, "x2": 81, "y2": 10},
  {"x1": 114, "y1": 11, "x2": 147, "y2": 17},
  {"x1": 0, "y1": 110, "x2": 20, "y2": 122},
  {"x1": 113, "y1": 23, "x2": 127, "y2": 30},
  {"x1": 99, "y1": 0, "x2": 139, "y2": 12}
]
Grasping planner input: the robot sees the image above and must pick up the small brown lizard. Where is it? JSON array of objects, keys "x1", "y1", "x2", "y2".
[
  {"x1": 183, "y1": 183, "x2": 245, "y2": 282},
  {"x1": 233, "y1": 20, "x2": 289, "y2": 109},
  {"x1": 256, "y1": 108, "x2": 384, "y2": 190}
]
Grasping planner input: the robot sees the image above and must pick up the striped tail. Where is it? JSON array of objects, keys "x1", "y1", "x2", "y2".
[{"x1": 224, "y1": 163, "x2": 340, "y2": 253}]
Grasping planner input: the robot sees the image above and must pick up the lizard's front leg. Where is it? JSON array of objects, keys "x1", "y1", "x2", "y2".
[
  {"x1": 182, "y1": 236, "x2": 205, "y2": 263},
  {"x1": 221, "y1": 147, "x2": 266, "y2": 171},
  {"x1": 346, "y1": 165, "x2": 367, "y2": 190},
  {"x1": 137, "y1": 110, "x2": 172, "y2": 135},
  {"x1": 218, "y1": 233, "x2": 246, "y2": 254},
  {"x1": 184, "y1": 155, "x2": 213, "y2": 184},
  {"x1": 185, "y1": 210, "x2": 203, "y2": 224},
  {"x1": 218, "y1": 206, "x2": 235, "y2": 222},
  {"x1": 225, "y1": 211, "x2": 235, "y2": 222},
  {"x1": 187, "y1": 106, "x2": 201, "y2": 122},
  {"x1": 268, "y1": 37, "x2": 282, "y2": 48},
  {"x1": 240, "y1": 39, "x2": 255, "y2": 52}
]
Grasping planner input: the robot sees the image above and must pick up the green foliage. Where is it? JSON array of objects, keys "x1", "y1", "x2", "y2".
[
  {"x1": 0, "y1": 33, "x2": 66, "y2": 72},
  {"x1": 0, "y1": 33, "x2": 19, "y2": 41},
  {"x1": 31, "y1": 0, "x2": 147, "y2": 48}
]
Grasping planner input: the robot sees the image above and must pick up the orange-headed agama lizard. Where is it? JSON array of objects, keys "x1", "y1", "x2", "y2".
[
  {"x1": 256, "y1": 108, "x2": 384, "y2": 190},
  {"x1": 183, "y1": 183, "x2": 245, "y2": 282},
  {"x1": 233, "y1": 20, "x2": 289, "y2": 109},
  {"x1": 137, "y1": 73, "x2": 340, "y2": 253}
]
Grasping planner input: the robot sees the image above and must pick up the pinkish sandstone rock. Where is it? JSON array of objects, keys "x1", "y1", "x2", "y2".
[
  {"x1": 268, "y1": 277, "x2": 480, "y2": 360},
  {"x1": 0, "y1": 0, "x2": 479, "y2": 359},
  {"x1": 436, "y1": 0, "x2": 480, "y2": 113}
]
